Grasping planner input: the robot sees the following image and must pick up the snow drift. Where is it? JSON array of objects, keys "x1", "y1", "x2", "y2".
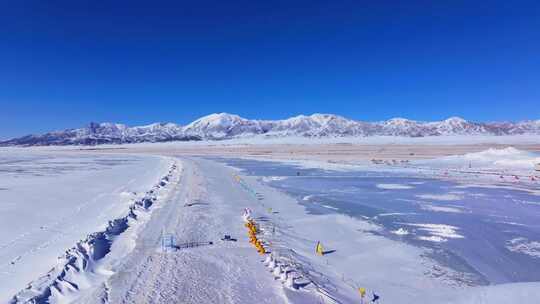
[
  {"x1": 9, "y1": 164, "x2": 178, "y2": 303},
  {"x1": 424, "y1": 147, "x2": 540, "y2": 171}
]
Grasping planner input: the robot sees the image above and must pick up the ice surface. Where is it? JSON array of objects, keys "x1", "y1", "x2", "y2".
[{"x1": 218, "y1": 156, "x2": 540, "y2": 290}]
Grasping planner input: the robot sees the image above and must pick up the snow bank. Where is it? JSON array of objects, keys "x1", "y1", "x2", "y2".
[
  {"x1": 424, "y1": 147, "x2": 540, "y2": 171},
  {"x1": 260, "y1": 176, "x2": 288, "y2": 182},
  {"x1": 9, "y1": 163, "x2": 179, "y2": 303},
  {"x1": 376, "y1": 183, "x2": 414, "y2": 190},
  {"x1": 421, "y1": 205, "x2": 465, "y2": 213},
  {"x1": 0, "y1": 151, "x2": 174, "y2": 302},
  {"x1": 416, "y1": 193, "x2": 463, "y2": 201},
  {"x1": 105, "y1": 134, "x2": 540, "y2": 146},
  {"x1": 408, "y1": 147, "x2": 540, "y2": 191}
]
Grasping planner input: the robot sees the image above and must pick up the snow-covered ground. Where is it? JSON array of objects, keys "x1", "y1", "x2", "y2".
[
  {"x1": 2, "y1": 146, "x2": 540, "y2": 303},
  {"x1": 0, "y1": 150, "x2": 172, "y2": 302},
  {"x1": 417, "y1": 147, "x2": 540, "y2": 174},
  {"x1": 190, "y1": 134, "x2": 540, "y2": 145},
  {"x1": 238, "y1": 146, "x2": 540, "y2": 190}
]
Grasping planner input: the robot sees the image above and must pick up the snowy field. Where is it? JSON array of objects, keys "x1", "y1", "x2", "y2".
[
  {"x1": 0, "y1": 149, "x2": 172, "y2": 302},
  {"x1": 1, "y1": 145, "x2": 540, "y2": 303}
]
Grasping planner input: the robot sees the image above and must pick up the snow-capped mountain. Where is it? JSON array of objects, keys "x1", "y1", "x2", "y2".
[
  {"x1": 266, "y1": 114, "x2": 374, "y2": 137},
  {"x1": 1, "y1": 113, "x2": 539, "y2": 146},
  {"x1": 377, "y1": 118, "x2": 430, "y2": 137},
  {"x1": 375, "y1": 117, "x2": 490, "y2": 137},
  {"x1": 182, "y1": 113, "x2": 269, "y2": 139},
  {"x1": 1, "y1": 122, "x2": 197, "y2": 146}
]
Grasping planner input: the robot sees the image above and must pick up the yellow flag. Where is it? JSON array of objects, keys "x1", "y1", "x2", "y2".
[
  {"x1": 316, "y1": 241, "x2": 324, "y2": 256},
  {"x1": 358, "y1": 287, "x2": 366, "y2": 298}
]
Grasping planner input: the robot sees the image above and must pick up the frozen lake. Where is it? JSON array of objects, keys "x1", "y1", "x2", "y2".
[
  {"x1": 216, "y1": 157, "x2": 540, "y2": 285},
  {"x1": 0, "y1": 150, "x2": 170, "y2": 301}
]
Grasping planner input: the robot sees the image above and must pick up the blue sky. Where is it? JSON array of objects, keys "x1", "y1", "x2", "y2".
[{"x1": 1, "y1": 1, "x2": 539, "y2": 138}]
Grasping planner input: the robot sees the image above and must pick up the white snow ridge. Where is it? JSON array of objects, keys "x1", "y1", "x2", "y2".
[{"x1": 9, "y1": 163, "x2": 179, "y2": 304}]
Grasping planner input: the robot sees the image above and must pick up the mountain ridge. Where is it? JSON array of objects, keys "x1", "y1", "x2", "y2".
[{"x1": 2, "y1": 113, "x2": 539, "y2": 146}]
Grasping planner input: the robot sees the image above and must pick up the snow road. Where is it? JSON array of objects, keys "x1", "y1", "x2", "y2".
[{"x1": 80, "y1": 158, "x2": 288, "y2": 303}]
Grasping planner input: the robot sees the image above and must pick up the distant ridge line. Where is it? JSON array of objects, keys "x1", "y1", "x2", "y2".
[{"x1": 1, "y1": 113, "x2": 539, "y2": 146}]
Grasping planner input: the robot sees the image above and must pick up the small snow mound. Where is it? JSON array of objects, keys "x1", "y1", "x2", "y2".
[
  {"x1": 376, "y1": 183, "x2": 414, "y2": 190},
  {"x1": 506, "y1": 237, "x2": 540, "y2": 258},
  {"x1": 435, "y1": 147, "x2": 540, "y2": 170},
  {"x1": 421, "y1": 205, "x2": 464, "y2": 213},
  {"x1": 391, "y1": 228, "x2": 409, "y2": 235},
  {"x1": 261, "y1": 176, "x2": 287, "y2": 182},
  {"x1": 285, "y1": 274, "x2": 295, "y2": 288},
  {"x1": 418, "y1": 235, "x2": 447, "y2": 243},
  {"x1": 416, "y1": 193, "x2": 462, "y2": 201}
]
